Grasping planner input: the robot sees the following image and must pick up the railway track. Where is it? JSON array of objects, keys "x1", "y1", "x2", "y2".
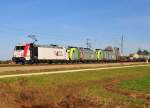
[
  {"x1": 0, "y1": 62, "x2": 145, "y2": 67},
  {"x1": 0, "y1": 64, "x2": 67, "y2": 67},
  {"x1": 0, "y1": 62, "x2": 147, "y2": 73}
]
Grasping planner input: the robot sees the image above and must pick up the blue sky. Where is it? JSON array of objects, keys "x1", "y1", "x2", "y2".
[{"x1": 0, "y1": 0, "x2": 150, "y2": 60}]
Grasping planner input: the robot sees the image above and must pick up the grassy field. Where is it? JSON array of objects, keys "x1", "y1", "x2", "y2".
[
  {"x1": 119, "y1": 76, "x2": 150, "y2": 93},
  {"x1": 0, "y1": 65, "x2": 150, "y2": 108}
]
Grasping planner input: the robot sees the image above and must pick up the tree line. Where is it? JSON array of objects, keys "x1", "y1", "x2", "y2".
[{"x1": 137, "y1": 49, "x2": 150, "y2": 55}]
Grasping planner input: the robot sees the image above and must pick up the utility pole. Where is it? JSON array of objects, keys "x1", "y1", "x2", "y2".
[
  {"x1": 86, "y1": 38, "x2": 92, "y2": 49},
  {"x1": 121, "y1": 35, "x2": 124, "y2": 56},
  {"x1": 86, "y1": 38, "x2": 89, "y2": 49}
]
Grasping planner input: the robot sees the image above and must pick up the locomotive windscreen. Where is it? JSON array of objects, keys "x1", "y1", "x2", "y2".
[{"x1": 15, "y1": 46, "x2": 25, "y2": 50}]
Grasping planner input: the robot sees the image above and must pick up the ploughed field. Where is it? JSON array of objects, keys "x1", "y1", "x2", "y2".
[{"x1": 0, "y1": 64, "x2": 150, "y2": 108}]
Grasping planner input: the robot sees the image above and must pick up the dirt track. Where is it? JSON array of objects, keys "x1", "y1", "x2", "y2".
[{"x1": 0, "y1": 62, "x2": 147, "y2": 73}]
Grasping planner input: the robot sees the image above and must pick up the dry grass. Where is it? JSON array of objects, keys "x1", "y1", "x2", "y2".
[
  {"x1": 0, "y1": 66, "x2": 150, "y2": 108},
  {"x1": 0, "y1": 79, "x2": 149, "y2": 108}
]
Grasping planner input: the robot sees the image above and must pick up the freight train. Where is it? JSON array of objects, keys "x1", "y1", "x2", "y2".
[{"x1": 12, "y1": 43, "x2": 121, "y2": 64}]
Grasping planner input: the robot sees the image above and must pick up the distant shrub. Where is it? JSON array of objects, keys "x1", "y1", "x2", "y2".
[{"x1": 0, "y1": 60, "x2": 12, "y2": 64}]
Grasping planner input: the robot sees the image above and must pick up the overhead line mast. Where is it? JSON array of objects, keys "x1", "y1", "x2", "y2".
[
  {"x1": 86, "y1": 38, "x2": 92, "y2": 49},
  {"x1": 121, "y1": 35, "x2": 124, "y2": 56}
]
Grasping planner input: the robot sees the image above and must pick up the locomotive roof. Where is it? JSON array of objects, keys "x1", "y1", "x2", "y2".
[
  {"x1": 95, "y1": 49, "x2": 103, "y2": 50},
  {"x1": 80, "y1": 48, "x2": 95, "y2": 51},
  {"x1": 16, "y1": 43, "x2": 27, "y2": 46},
  {"x1": 36, "y1": 44, "x2": 64, "y2": 49},
  {"x1": 68, "y1": 46, "x2": 78, "y2": 48},
  {"x1": 16, "y1": 45, "x2": 25, "y2": 46}
]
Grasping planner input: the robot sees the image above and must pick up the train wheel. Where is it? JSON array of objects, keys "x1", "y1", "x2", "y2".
[
  {"x1": 48, "y1": 61, "x2": 53, "y2": 64},
  {"x1": 21, "y1": 61, "x2": 25, "y2": 65}
]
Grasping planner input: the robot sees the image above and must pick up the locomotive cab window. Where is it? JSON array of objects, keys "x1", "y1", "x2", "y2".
[{"x1": 15, "y1": 46, "x2": 25, "y2": 50}]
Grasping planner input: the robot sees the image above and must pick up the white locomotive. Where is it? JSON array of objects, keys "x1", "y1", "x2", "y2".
[{"x1": 12, "y1": 43, "x2": 69, "y2": 64}]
